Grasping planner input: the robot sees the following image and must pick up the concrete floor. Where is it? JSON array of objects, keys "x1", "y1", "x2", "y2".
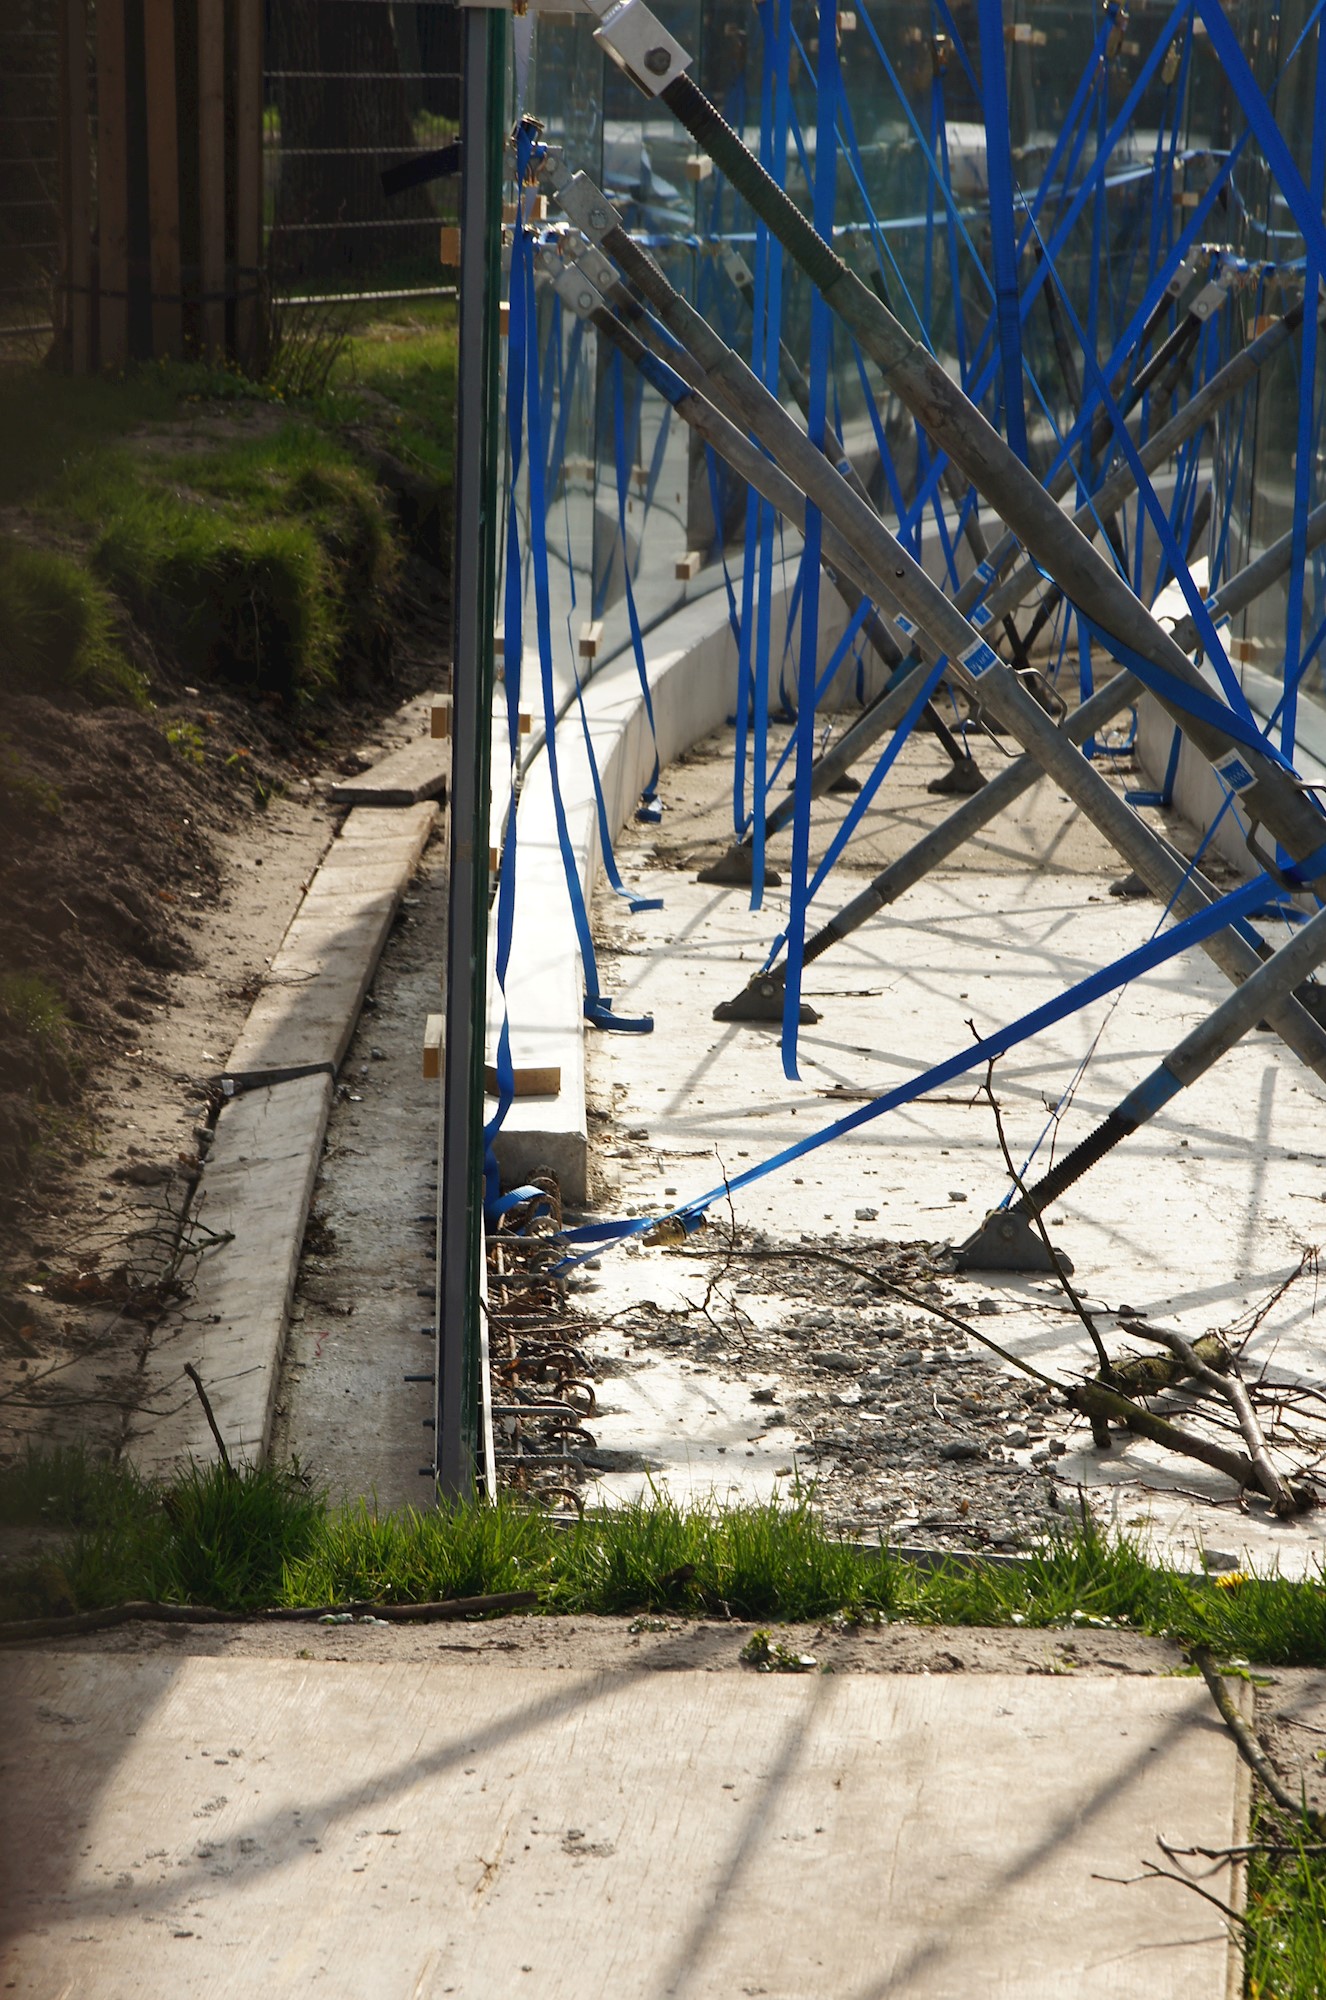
[
  {"x1": 573, "y1": 721, "x2": 1326, "y2": 1574},
  {"x1": 0, "y1": 1643, "x2": 1247, "y2": 2000}
]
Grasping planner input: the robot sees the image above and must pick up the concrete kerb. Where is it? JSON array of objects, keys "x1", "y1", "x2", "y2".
[
  {"x1": 129, "y1": 797, "x2": 442, "y2": 1477},
  {"x1": 486, "y1": 577, "x2": 864, "y2": 1201}
]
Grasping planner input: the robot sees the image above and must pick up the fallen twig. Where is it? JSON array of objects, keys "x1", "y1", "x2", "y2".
[
  {"x1": 1093, "y1": 1861, "x2": 1247, "y2": 1927},
  {"x1": 1158, "y1": 1835, "x2": 1326, "y2": 1862},
  {"x1": 976, "y1": 1050, "x2": 1114, "y2": 1381},
  {"x1": 1191, "y1": 1645, "x2": 1325, "y2": 1833},
  {"x1": 1064, "y1": 1377, "x2": 1258, "y2": 1488},
  {"x1": 183, "y1": 1363, "x2": 236, "y2": 1480},
  {"x1": 1122, "y1": 1321, "x2": 1315, "y2": 1517},
  {"x1": 0, "y1": 1590, "x2": 541, "y2": 1644},
  {"x1": 669, "y1": 1243, "x2": 1064, "y2": 1390}
]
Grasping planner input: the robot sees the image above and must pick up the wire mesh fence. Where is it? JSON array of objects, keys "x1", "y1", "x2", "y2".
[
  {"x1": 0, "y1": 1, "x2": 60, "y2": 349},
  {"x1": 264, "y1": 0, "x2": 461, "y2": 307}
]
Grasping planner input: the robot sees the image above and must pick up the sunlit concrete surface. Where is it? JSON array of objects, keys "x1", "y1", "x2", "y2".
[{"x1": 0, "y1": 1650, "x2": 1245, "y2": 2000}]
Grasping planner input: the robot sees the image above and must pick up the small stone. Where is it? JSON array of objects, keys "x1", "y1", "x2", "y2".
[
  {"x1": 370, "y1": 1047, "x2": 387, "y2": 1061},
  {"x1": 976, "y1": 1298, "x2": 1001, "y2": 1316},
  {"x1": 948, "y1": 1191, "x2": 968, "y2": 1203},
  {"x1": 1029, "y1": 1445, "x2": 1051, "y2": 1467},
  {"x1": 831, "y1": 1387, "x2": 862, "y2": 1407},
  {"x1": 810, "y1": 1349, "x2": 857, "y2": 1371},
  {"x1": 938, "y1": 1439, "x2": 982, "y2": 1461},
  {"x1": 751, "y1": 1387, "x2": 778, "y2": 1404},
  {"x1": 1006, "y1": 1427, "x2": 1030, "y2": 1448},
  {"x1": 854, "y1": 1207, "x2": 878, "y2": 1222}
]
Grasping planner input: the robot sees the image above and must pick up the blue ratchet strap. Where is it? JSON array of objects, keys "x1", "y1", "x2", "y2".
[
  {"x1": 610, "y1": 351, "x2": 662, "y2": 815},
  {"x1": 484, "y1": 126, "x2": 540, "y2": 1203},
  {"x1": 551, "y1": 872, "x2": 1273, "y2": 1262},
  {"x1": 975, "y1": 0, "x2": 1028, "y2": 462},
  {"x1": 523, "y1": 220, "x2": 652, "y2": 1038},
  {"x1": 761, "y1": 599, "x2": 873, "y2": 798},
  {"x1": 802, "y1": 651, "x2": 947, "y2": 907},
  {"x1": 906, "y1": 144, "x2": 1237, "y2": 551},
  {"x1": 489, "y1": 1183, "x2": 552, "y2": 1224},
  {"x1": 1280, "y1": 33, "x2": 1326, "y2": 772},
  {"x1": 1194, "y1": 0, "x2": 1326, "y2": 279},
  {"x1": 1040, "y1": 245, "x2": 1268, "y2": 739},
  {"x1": 779, "y1": 0, "x2": 839, "y2": 1080}
]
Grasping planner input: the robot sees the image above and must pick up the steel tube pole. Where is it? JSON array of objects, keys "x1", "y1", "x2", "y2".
[
  {"x1": 649, "y1": 68, "x2": 1326, "y2": 884},
  {"x1": 556, "y1": 270, "x2": 1326, "y2": 1073},
  {"x1": 956, "y1": 897, "x2": 1326, "y2": 1268},
  {"x1": 436, "y1": 5, "x2": 505, "y2": 1500}
]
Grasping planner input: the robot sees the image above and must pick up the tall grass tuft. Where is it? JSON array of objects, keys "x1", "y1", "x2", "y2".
[
  {"x1": 0, "y1": 541, "x2": 147, "y2": 706},
  {"x1": 2, "y1": 1452, "x2": 1324, "y2": 1673}
]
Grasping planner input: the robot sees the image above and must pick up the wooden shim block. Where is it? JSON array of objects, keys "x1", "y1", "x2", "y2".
[
  {"x1": 197, "y1": 0, "x2": 226, "y2": 359},
  {"x1": 682, "y1": 154, "x2": 713, "y2": 182},
  {"x1": 484, "y1": 1064, "x2": 562, "y2": 1099},
  {"x1": 440, "y1": 224, "x2": 461, "y2": 267},
  {"x1": 579, "y1": 620, "x2": 603, "y2": 660},
  {"x1": 423, "y1": 1013, "x2": 443, "y2": 1080},
  {"x1": 142, "y1": 0, "x2": 181, "y2": 359},
  {"x1": 95, "y1": 0, "x2": 129, "y2": 370},
  {"x1": 488, "y1": 846, "x2": 499, "y2": 871},
  {"x1": 518, "y1": 710, "x2": 531, "y2": 735},
  {"x1": 431, "y1": 704, "x2": 452, "y2": 739},
  {"x1": 233, "y1": 0, "x2": 262, "y2": 364},
  {"x1": 675, "y1": 550, "x2": 703, "y2": 581},
  {"x1": 59, "y1": 0, "x2": 92, "y2": 374},
  {"x1": 499, "y1": 299, "x2": 510, "y2": 337}
]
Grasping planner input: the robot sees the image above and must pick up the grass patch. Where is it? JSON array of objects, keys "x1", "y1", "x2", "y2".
[
  {"x1": 0, "y1": 972, "x2": 69, "y2": 1053},
  {"x1": 48, "y1": 424, "x2": 397, "y2": 701},
  {"x1": 0, "y1": 317, "x2": 449, "y2": 706},
  {"x1": 0, "y1": 358, "x2": 250, "y2": 508},
  {"x1": 1244, "y1": 1814, "x2": 1326, "y2": 1998},
  {"x1": 0, "y1": 541, "x2": 147, "y2": 706},
  {"x1": 328, "y1": 301, "x2": 458, "y2": 493},
  {"x1": 2, "y1": 1453, "x2": 1324, "y2": 1670}
]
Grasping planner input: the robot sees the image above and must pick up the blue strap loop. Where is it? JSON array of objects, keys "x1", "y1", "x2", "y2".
[{"x1": 553, "y1": 873, "x2": 1274, "y2": 1266}]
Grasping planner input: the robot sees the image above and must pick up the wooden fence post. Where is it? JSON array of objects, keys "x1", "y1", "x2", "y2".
[
  {"x1": 58, "y1": 0, "x2": 92, "y2": 372},
  {"x1": 143, "y1": 0, "x2": 182, "y2": 359},
  {"x1": 234, "y1": 0, "x2": 263, "y2": 366},
  {"x1": 95, "y1": 0, "x2": 129, "y2": 371},
  {"x1": 198, "y1": 0, "x2": 226, "y2": 357}
]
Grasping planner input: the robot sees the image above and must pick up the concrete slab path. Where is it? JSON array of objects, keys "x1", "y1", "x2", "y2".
[{"x1": 0, "y1": 1647, "x2": 1245, "y2": 1999}]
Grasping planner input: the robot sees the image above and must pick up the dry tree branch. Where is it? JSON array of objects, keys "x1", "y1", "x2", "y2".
[
  {"x1": 669, "y1": 1242, "x2": 1064, "y2": 1390},
  {"x1": 974, "y1": 1044, "x2": 1114, "y2": 1380},
  {"x1": 1191, "y1": 1646, "x2": 1325, "y2": 1834},
  {"x1": 1122, "y1": 1321, "x2": 1315, "y2": 1517},
  {"x1": 1093, "y1": 1861, "x2": 1247, "y2": 1927}
]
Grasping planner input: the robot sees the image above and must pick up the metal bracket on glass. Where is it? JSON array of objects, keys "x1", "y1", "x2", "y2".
[
  {"x1": 580, "y1": 0, "x2": 693, "y2": 96},
  {"x1": 545, "y1": 255, "x2": 609, "y2": 321},
  {"x1": 551, "y1": 169, "x2": 623, "y2": 246}
]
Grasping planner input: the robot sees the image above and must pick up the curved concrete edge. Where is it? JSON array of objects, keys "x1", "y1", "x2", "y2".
[
  {"x1": 486, "y1": 575, "x2": 867, "y2": 1202},
  {"x1": 1135, "y1": 675, "x2": 1326, "y2": 897}
]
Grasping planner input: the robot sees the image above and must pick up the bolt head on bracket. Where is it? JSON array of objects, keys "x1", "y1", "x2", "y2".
[{"x1": 592, "y1": 0, "x2": 693, "y2": 97}]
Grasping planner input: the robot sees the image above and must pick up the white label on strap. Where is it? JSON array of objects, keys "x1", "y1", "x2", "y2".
[
  {"x1": 960, "y1": 637, "x2": 999, "y2": 679},
  {"x1": 894, "y1": 613, "x2": 916, "y2": 637},
  {"x1": 1214, "y1": 749, "x2": 1256, "y2": 794},
  {"x1": 970, "y1": 603, "x2": 992, "y2": 627}
]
